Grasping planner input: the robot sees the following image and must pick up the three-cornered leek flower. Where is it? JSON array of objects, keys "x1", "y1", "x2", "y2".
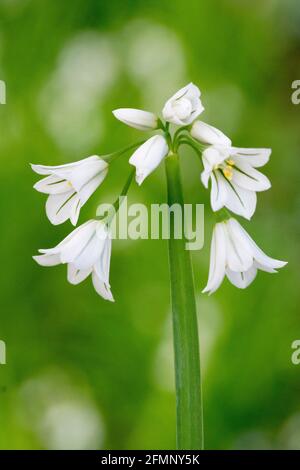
[
  {"x1": 203, "y1": 218, "x2": 287, "y2": 294},
  {"x1": 33, "y1": 219, "x2": 114, "y2": 301},
  {"x1": 112, "y1": 108, "x2": 158, "y2": 131},
  {"x1": 129, "y1": 135, "x2": 169, "y2": 185},
  {"x1": 162, "y1": 83, "x2": 204, "y2": 126},
  {"x1": 191, "y1": 121, "x2": 271, "y2": 220},
  {"x1": 31, "y1": 156, "x2": 108, "y2": 226}
]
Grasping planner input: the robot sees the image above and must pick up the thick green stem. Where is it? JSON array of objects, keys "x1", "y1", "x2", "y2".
[{"x1": 165, "y1": 152, "x2": 203, "y2": 450}]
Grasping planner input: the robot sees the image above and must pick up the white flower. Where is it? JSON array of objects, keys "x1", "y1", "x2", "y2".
[
  {"x1": 33, "y1": 220, "x2": 114, "y2": 301},
  {"x1": 191, "y1": 121, "x2": 271, "y2": 219},
  {"x1": 112, "y1": 108, "x2": 158, "y2": 131},
  {"x1": 203, "y1": 218, "x2": 287, "y2": 294},
  {"x1": 31, "y1": 156, "x2": 108, "y2": 226},
  {"x1": 162, "y1": 83, "x2": 204, "y2": 126},
  {"x1": 190, "y1": 120, "x2": 232, "y2": 146},
  {"x1": 129, "y1": 135, "x2": 169, "y2": 185}
]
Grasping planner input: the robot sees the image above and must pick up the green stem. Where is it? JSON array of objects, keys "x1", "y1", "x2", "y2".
[
  {"x1": 97, "y1": 169, "x2": 135, "y2": 224},
  {"x1": 165, "y1": 152, "x2": 204, "y2": 450},
  {"x1": 102, "y1": 141, "x2": 145, "y2": 164},
  {"x1": 112, "y1": 168, "x2": 135, "y2": 214}
]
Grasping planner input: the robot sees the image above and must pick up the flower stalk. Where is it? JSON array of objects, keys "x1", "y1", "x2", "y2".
[
  {"x1": 165, "y1": 152, "x2": 203, "y2": 450},
  {"x1": 32, "y1": 81, "x2": 287, "y2": 449}
]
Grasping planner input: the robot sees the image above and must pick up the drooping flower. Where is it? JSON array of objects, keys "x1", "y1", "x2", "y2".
[
  {"x1": 31, "y1": 156, "x2": 108, "y2": 226},
  {"x1": 191, "y1": 121, "x2": 271, "y2": 219},
  {"x1": 203, "y1": 218, "x2": 287, "y2": 294},
  {"x1": 129, "y1": 135, "x2": 169, "y2": 185},
  {"x1": 112, "y1": 108, "x2": 158, "y2": 131},
  {"x1": 33, "y1": 219, "x2": 114, "y2": 301},
  {"x1": 162, "y1": 83, "x2": 204, "y2": 126}
]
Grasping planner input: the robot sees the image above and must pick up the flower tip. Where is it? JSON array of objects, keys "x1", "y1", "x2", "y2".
[
  {"x1": 136, "y1": 177, "x2": 144, "y2": 186},
  {"x1": 30, "y1": 163, "x2": 39, "y2": 173},
  {"x1": 135, "y1": 170, "x2": 146, "y2": 186},
  {"x1": 266, "y1": 148, "x2": 272, "y2": 157},
  {"x1": 279, "y1": 260, "x2": 288, "y2": 267},
  {"x1": 32, "y1": 255, "x2": 43, "y2": 265}
]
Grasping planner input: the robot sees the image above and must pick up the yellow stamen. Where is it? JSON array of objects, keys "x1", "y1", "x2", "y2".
[
  {"x1": 223, "y1": 166, "x2": 233, "y2": 180},
  {"x1": 227, "y1": 158, "x2": 235, "y2": 166}
]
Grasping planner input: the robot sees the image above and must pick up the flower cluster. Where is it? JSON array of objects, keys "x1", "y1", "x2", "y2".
[{"x1": 32, "y1": 83, "x2": 286, "y2": 299}]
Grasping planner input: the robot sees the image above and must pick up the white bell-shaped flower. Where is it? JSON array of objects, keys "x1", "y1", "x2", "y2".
[
  {"x1": 191, "y1": 121, "x2": 271, "y2": 220},
  {"x1": 162, "y1": 83, "x2": 204, "y2": 126},
  {"x1": 203, "y1": 218, "x2": 287, "y2": 294},
  {"x1": 31, "y1": 156, "x2": 108, "y2": 226},
  {"x1": 129, "y1": 135, "x2": 169, "y2": 185},
  {"x1": 33, "y1": 219, "x2": 114, "y2": 301}
]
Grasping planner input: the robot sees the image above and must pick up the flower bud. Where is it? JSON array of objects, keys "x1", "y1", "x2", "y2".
[
  {"x1": 112, "y1": 108, "x2": 158, "y2": 131},
  {"x1": 190, "y1": 121, "x2": 231, "y2": 146}
]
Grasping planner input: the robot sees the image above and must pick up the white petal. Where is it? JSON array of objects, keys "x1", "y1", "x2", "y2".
[
  {"x1": 39, "y1": 220, "x2": 95, "y2": 256},
  {"x1": 33, "y1": 253, "x2": 61, "y2": 266},
  {"x1": 200, "y1": 151, "x2": 217, "y2": 188},
  {"x1": 254, "y1": 261, "x2": 277, "y2": 273},
  {"x1": 72, "y1": 231, "x2": 105, "y2": 271},
  {"x1": 231, "y1": 161, "x2": 271, "y2": 192},
  {"x1": 202, "y1": 147, "x2": 226, "y2": 167},
  {"x1": 226, "y1": 265, "x2": 257, "y2": 289},
  {"x1": 210, "y1": 172, "x2": 227, "y2": 211},
  {"x1": 33, "y1": 174, "x2": 71, "y2": 194},
  {"x1": 225, "y1": 220, "x2": 253, "y2": 272},
  {"x1": 45, "y1": 191, "x2": 80, "y2": 225},
  {"x1": 200, "y1": 169, "x2": 211, "y2": 188},
  {"x1": 70, "y1": 199, "x2": 81, "y2": 226},
  {"x1": 94, "y1": 236, "x2": 112, "y2": 283},
  {"x1": 218, "y1": 173, "x2": 257, "y2": 219},
  {"x1": 92, "y1": 271, "x2": 114, "y2": 301},
  {"x1": 190, "y1": 121, "x2": 232, "y2": 146},
  {"x1": 202, "y1": 223, "x2": 226, "y2": 294},
  {"x1": 129, "y1": 135, "x2": 168, "y2": 185},
  {"x1": 58, "y1": 220, "x2": 101, "y2": 269},
  {"x1": 235, "y1": 222, "x2": 287, "y2": 270},
  {"x1": 230, "y1": 148, "x2": 271, "y2": 168},
  {"x1": 59, "y1": 220, "x2": 99, "y2": 263},
  {"x1": 78, "y1": 170, "x2": 108, "y2": 206},
  {"x1": 67, "y1": 264, "x2": 92, "y2": 285},
  {"x1": 162, "y1": 83, "x2": 204, "y2": 125},
  {"x1": 70, "y1": 158, "x2": 108, "y2": 190},
  {"x1": 30, "y1": 156, "x2": 100, "y2": 176},
  {"x1": 112, "y1": 108, "x2": 158, "y2": 131}
]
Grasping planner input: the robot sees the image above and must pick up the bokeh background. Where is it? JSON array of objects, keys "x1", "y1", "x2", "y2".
[{"x1": 0, "y1": 0, "x2": 299, "y2": 450}]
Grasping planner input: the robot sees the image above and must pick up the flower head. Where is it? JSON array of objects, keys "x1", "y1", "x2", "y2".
[
  {"x1": 203, "y1": 218, "x2": 287, "y2": 294},
  {"x1": 112, "y1": 108, "x2": 158, "y2": 131},
  {"x1": 191, "y1": 121, "x2": 271, "y2": 219},
  {"x1": 129, "y1": 135, "x2": 169, "y2": 185},
  {"x1": 31, "y1": 156, "x2": 108, "y2": 226},
  {"x1": 33, "y1": 219, "x2": 114, "y2": 301},
  {"x1": 162, "y1": 83, "x2": 204, "y2": 126}
]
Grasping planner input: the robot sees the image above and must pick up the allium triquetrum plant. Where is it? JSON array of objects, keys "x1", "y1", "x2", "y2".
[{"x1": 32, "y1": 83, "x2": 287, "y2": 449}]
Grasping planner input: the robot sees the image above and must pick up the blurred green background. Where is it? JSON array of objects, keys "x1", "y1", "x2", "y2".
[{"x1": 0, "y1": 0, "x2": 299, "y2": 450}]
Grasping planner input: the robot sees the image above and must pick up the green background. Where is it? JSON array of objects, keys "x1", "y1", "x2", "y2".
[{"x1": 0, "y1": 0, "x2": 299, "y2": 450}]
